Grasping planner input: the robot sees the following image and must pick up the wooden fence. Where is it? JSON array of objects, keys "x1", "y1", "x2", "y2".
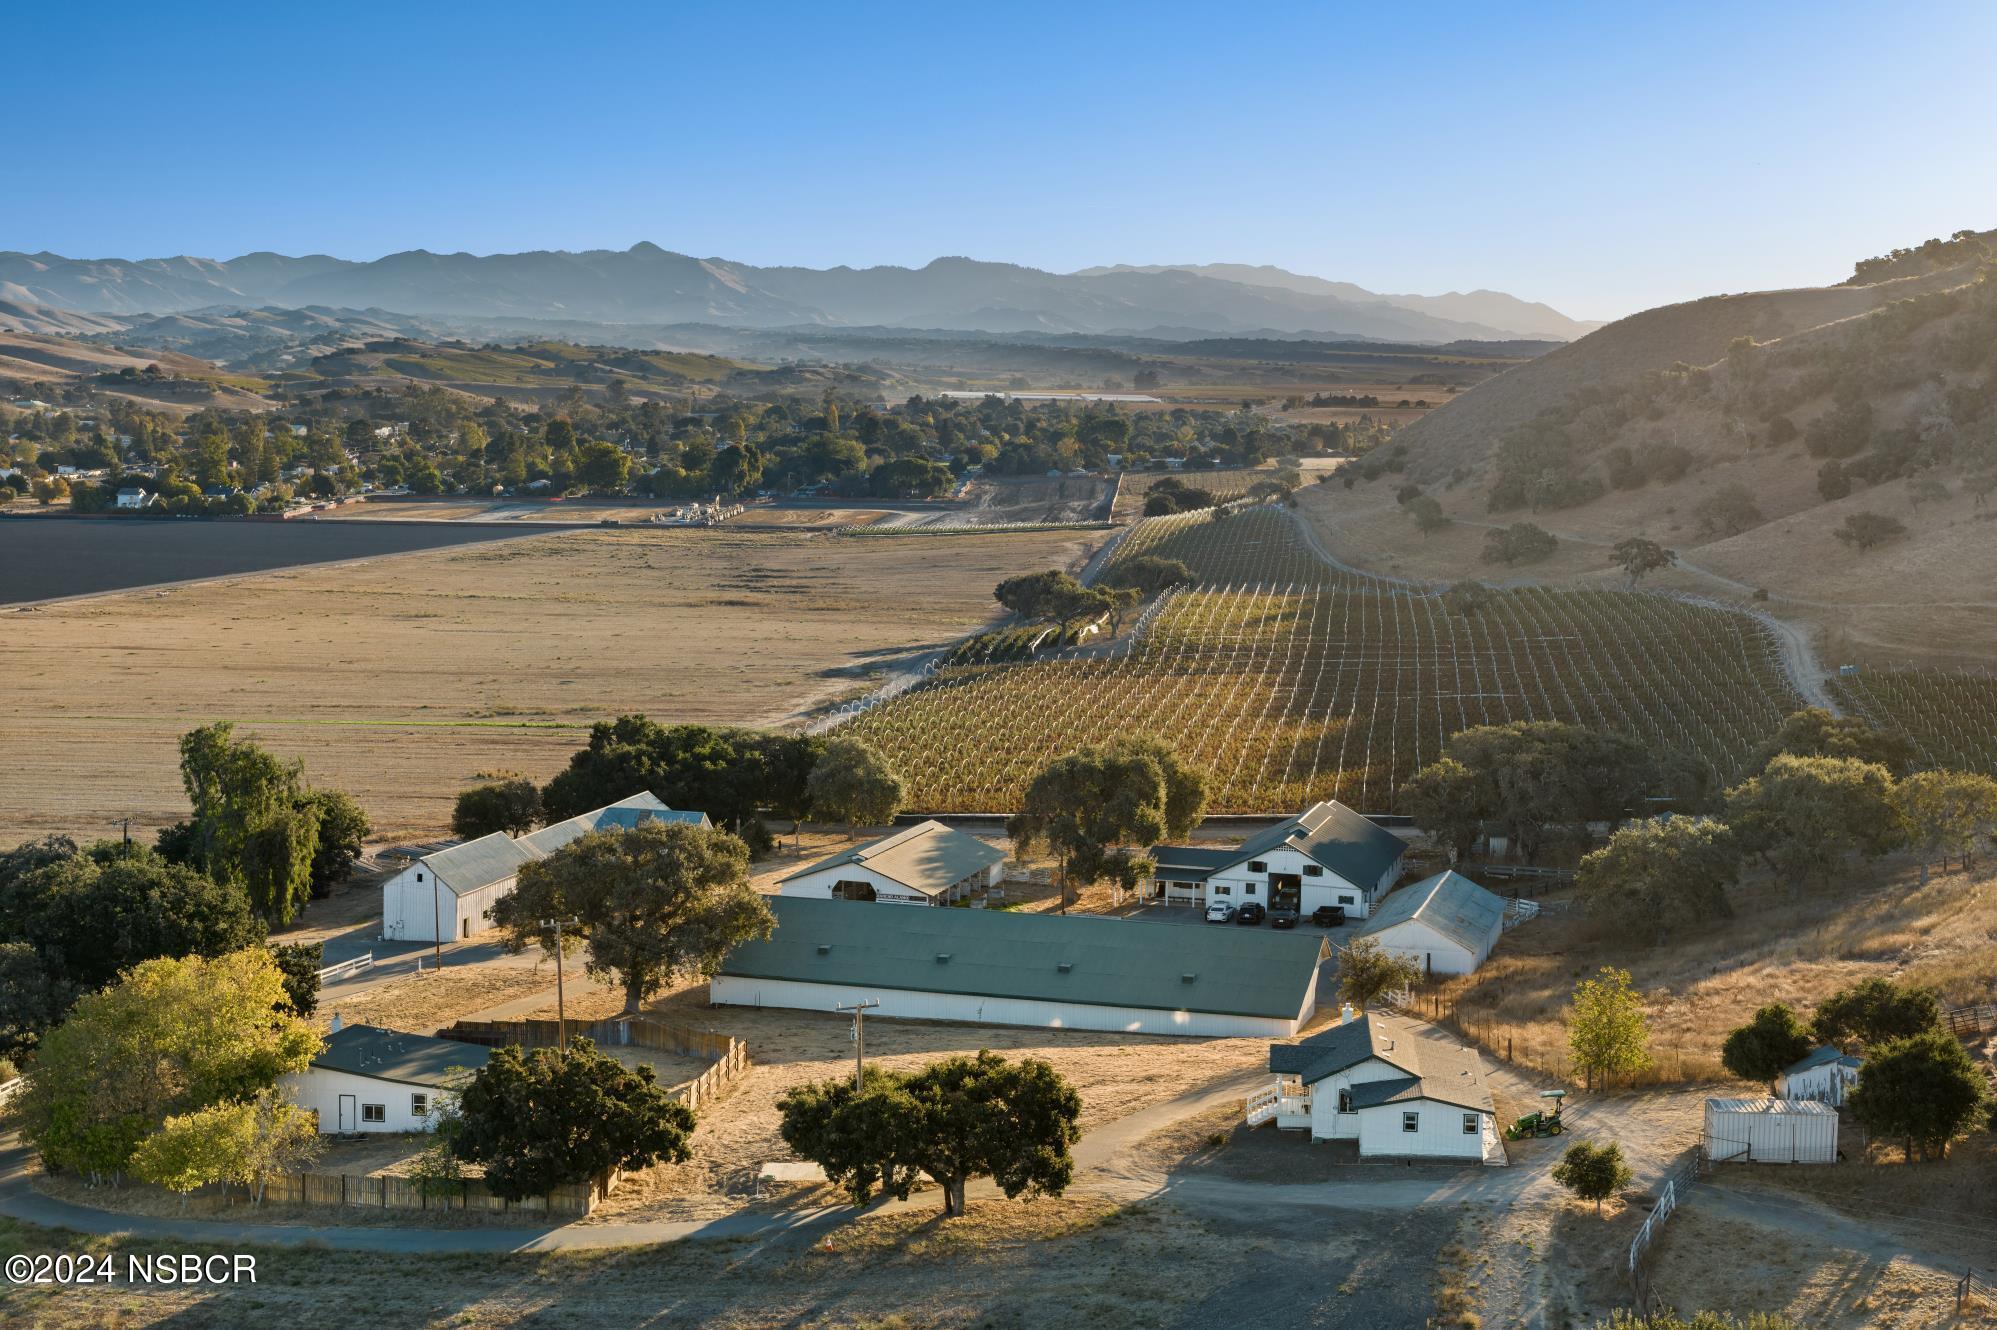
[
  {"x1": 1943, "y1": 1002, "x2": 1995, "y2": 1037},
  {"x1": 253, "y1": 1166, "x2": 616, "y2": 1215},
  {"x1": 438, "y1": 1016, "x2": 751, "y2": 1111}
]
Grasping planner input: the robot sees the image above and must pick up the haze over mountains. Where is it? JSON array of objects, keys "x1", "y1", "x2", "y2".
[{"x1": 0, "y1": 245, "x2": 1598, "y2": 344}]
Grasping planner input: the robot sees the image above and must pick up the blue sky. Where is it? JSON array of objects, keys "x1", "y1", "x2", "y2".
[{"x1": 7, "y1": 0, "x2": 1994, "y2": 321}]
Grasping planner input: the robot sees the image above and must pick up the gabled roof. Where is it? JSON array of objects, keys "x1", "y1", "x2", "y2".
[
  {"x1": 518, "y1": 791, "x2": 710, "y2": 855},
  {"x1": 1781, "y1": 1045, "x2": 1863, "y2": 1076},
  {"x1": 1357, "y1": 871, "x2": 1505, "y2": 954},
  {"x1": 720, "y1": 896, "x2": 1324, "y2": 1020},
  {"x1": 1179, "y1": 801, "x2": 1403, "y2": 887},
  {"x1": 780, "y1": 820, "x2": 1005, "y2": 899},
  {"x1": 1267, "y1": 1012, "x2": 1493, "y2": 1113},
  {"x1": 309, "y1": 1023, "x2": 492, "y2": 1087},
  {"x1": 1147, "y1": 845, "x2": 1237, "y2": 883},
  {"x1": 415, "y1": 832, "x2": 538, "y2": 897}
]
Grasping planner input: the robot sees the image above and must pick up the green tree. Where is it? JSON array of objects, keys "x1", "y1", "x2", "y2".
[
  {"x1": 268, "y1": 942, "x2": 323, "y2": 1017},
  {"x1": 300, "y1": 787, "x2": 370, "y2": 897},
  {"x1": 710, "y1": 442, "x2": 763, "y2": 494},
  {"x1": 1009, "y1": 738, "x2": 1206, "y2": 910},
  {"x1": 1568, "y1": 967, "x2": 1652, "y2": 1090},
  {"x1": 1847, "y1": 1029, "x2": 1989, "y2": 1160},
  {"x1": 1889, "y1": 769, "x2": 1997, "y2": 882},
  {"x1": 452, "y1": 775, "x2": 545, "y2": 838},
  {"x1": 1834, "y1": 511, "x2": 1906, "y2": 550},
  {"x1": 1575, "y1": 818, "x2": 1737, "y2": 942},
  {"x1": 1725, "y1": 755, "x2": 1903, "y2": 885},
  {"x1": 1441, "y1": 581, "x2": 1493, "y2": 617},
  {"x1": 177, "y1": 723, "x2": 324, "y2": 924},
  {"x1": 1720, "y1": 1003, "x2": 1815, "y2": 1090},
  {"x1": 130, "y1": 1100, "x2": 255, "y2": 1209},
  {"x1": 1399, "y1": 757, "x2": 1483, "y2": 862},
  {"x1": 779, "y1": 1051, "x2": 1081, "y2": 1216},
  {"x1": 15, "y1": 950, "x2": 318, "y2": 1181},
  {"x1": 1609, "y1": 537, "x2": 1675, "y2": 588},
  {"x1": 1811, "y1": 978, "x2": 1941, "y2": 1051},
  {"x1": 1097, "y1": 555, "x2": 1195, "y2": 595},
  {"x1": 806, "y1": 737, "x2": 906, "y2": 832},
  {"x1": 450, "y1": 1038, "x2": 696, "y2": 1200},
  {"x1": 492, "y1": 821, "x2": 771, "y2": 1014},
  {"x1": 0, "y1": 942, "x2": 80, "y2": 1063},
  {"x1": 1482, "y1": 522, "x2": 1558, "y2": 565},
  {"x1": 1404, "y1": 495, "x2": 1449, "y2": 535},
  {"x1": 1338, "y1": 936, "x2": 1423, "y2": 1008},
  {"x1": 1752, "y1": 708, "x2": 1914, "y2": 776},
  {"x1": 576, "y1": 441, "x2": 632, "y2": 493},
  {"x1": 1551, "y1": 1140, "x2": 1633, "y2": 1216}
]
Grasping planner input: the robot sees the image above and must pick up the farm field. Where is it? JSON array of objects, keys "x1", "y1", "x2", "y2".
[
  {"x1": 1830, "y1": 668, "x2": 1997, "y2": 777},
  {"x1": 843, "y1": 505, "x2": 1803, "y2": 812},
  {"x1": 0, "y1": 524, "x2": 1100, "y2": 846}
]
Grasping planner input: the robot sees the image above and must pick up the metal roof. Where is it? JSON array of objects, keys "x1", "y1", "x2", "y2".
[
  {"x1": 778, "y1": 820, "x2": 1006, "y2": 898},
  {"x1": 1146, "y1": 845, "x2": 1237, "y2": 882},
  {"x1": 309, "y1": 1023, "x2": 492, "y2": 1087},
  {"x1": 1706, "y1": 1097, "x2": 1838, "y2": 1115},
  {"x1": 1781, "y1": 1045, "x2": 1863, "y2": 1075},
  {"x1": 1154, "y1": 802, "x2": 1404, "y2": 887},
  {"x1": 417, "y1": 832, "x2": 538, "y2": 897},
  {"x1": 1357, "y1": 870, "x2": 1505, "y2": 954},
  {"x1": 719, "y1": 896, "x2": 1325, "y2": 1020},
  {"x1": 519, "y1": 792, "x2": 710, "y2": 855},
  {"x1": 1267, "y1": 1012, "x2": 1493, "y2": 1113}
]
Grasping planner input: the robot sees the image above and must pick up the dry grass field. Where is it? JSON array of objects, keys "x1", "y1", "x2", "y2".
[
  {"x1": 0, "y1": 524, "x2": 1100, "y2": 846},
  {"x1": 1428, "y1": 857, "x2": 1997, "y2": 1087}
]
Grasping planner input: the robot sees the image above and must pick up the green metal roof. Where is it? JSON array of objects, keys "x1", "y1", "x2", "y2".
[
  {"x1": 310, "y1": 1023, "x2": 492, "y2": 1088},
  {"x1": 719, "y1": 896, "x2": 1325, "y2": 1020}
]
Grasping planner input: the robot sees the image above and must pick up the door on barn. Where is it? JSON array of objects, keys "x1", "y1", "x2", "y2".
[
  {"x1": 1269, "y1": 873, "x2": 1302, "y2": 912},
  {"x1": 337, "y1": 1094, "x2": 357, "y2": 1133}
]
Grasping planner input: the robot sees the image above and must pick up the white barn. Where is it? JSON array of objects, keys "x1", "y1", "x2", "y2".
[
  {"x1": 1252, "y1": 1010, "x2": 1503, "y2": 1163},
  {"x1": 1147, "y1": 801, "x2": 1406, "y2": 918},
  {"x1": 1354, "y1": 870, "x2": 1506, "y2": 977},
  {"x1": 382, "y1": 792, "x2": 708, "y2": 942},
  {"x1": 712, "y1": 896, "x2": 1327, "y2": 1038},
  {"x1": 776, "y1": 820, "x2": 1005, "y2": 906},
  {"x1": 1704, "y1": 1097, "x2": 1839, "y2": 1164},
  {"x1": 280, "y1": 1023, "x2": 491, "y2": 1134},
  {"x1": 1775, "y1": 1046, "x2": 1863, "y2": 1107}
]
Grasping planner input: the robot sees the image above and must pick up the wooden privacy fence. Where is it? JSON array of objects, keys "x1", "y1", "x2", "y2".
[
  {"x1": 438, "y1": 1016, "x2": 751, "y2": 1110},
  {"x1": 253, "y1": 1166, "x2": 617, "y2": 1216}
]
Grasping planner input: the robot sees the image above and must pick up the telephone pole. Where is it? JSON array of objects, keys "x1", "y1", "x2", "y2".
[
  {"x1": 543, "y1": 918, "x2": 581, "y2": 1048},
  {"x1": 834, "y1": 1000, "x2": 879, "y2": 1089}
]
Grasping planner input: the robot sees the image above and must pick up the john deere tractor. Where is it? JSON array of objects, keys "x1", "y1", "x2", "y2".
[{"x1": 1504, "y1": 1089, "x2": 1567, "y2": 1140}]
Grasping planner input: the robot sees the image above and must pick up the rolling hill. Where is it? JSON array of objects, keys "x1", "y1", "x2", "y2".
[{"x1": 0, "y1": 245, "x2": 1592, "y2": 343}]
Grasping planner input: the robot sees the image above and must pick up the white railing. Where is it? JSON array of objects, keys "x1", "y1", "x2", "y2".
[
  {"x1": 1503, "y1": 898, "x2": 1541, "y2": 929},
  {"x1": 316, "y1": 952, "x2": 374, "y2": 985},
  {"x1": 0, "y1": 1076, "x2": 23, "y2": 1107},
  {"x1": 1629, "y1": 1177, "x2": 1677, "y2": 1275}
]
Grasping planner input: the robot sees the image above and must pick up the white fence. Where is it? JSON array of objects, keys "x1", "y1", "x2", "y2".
[{"x1": 316, "y1": 952, "x2": 374, "y2": 985}]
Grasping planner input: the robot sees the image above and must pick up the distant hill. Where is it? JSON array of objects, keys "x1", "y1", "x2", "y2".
[
  {"x1": 1075, "y1": 262, "x2": 1603, "y2": 342},
  {"x1": 0, "y1": 246, "x2": 1591, "y2": 344}
]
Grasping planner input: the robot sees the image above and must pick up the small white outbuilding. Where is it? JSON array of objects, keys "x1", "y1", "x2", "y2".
[
  {"x1": 1775, "y1": 1046, "x2": 1863, "y2": 1107},
  {"x1": 1704, "y1": 1097, "x2": 1839, "y2": 1164},
  {"x1": 1354, "y1": 870, "x2": 1506, "y2": 977}
]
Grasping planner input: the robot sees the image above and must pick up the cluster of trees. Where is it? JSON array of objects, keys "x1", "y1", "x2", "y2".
[
  {"x1": 1142, "y1": 476, "x2": 1219, "y2": 515},
  {"x1": 1009, "y1": 738, "x2": 1207, "y2": 909},
  {"x1": 993, "y1": 569, "x2": 1128, "y2": 640},
  {"x1": 1481, "y1": 521, "x2": 1558, "y2": 565},
  {"x1": 1721, "y1": 978, "x2": 1989, "y2": 1159},
  {"x1": 778, "y1": 1050, "x2": 1082, "y2": 1216}
]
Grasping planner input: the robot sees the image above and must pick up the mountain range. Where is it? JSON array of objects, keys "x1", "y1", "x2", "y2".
[{"x1": 0, "y1": 246, "x2": 1597, "y2": 343}]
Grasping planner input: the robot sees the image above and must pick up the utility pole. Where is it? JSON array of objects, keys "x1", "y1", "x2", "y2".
[
  {"x1": 543, "y1": 917, "x2": 581, "y2": 1048},
  {"x1": 834, "y1": 1000, "x2": 879, "y2": 1089},
  {"x1": 431, "y1": 877, "x2": 444, "y2": 973}
]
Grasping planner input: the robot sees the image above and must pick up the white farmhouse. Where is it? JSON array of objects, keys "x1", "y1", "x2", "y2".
[
  {"x1": 1147, "y1": 801, "x2": 1406, "y2": 917},
  {"x1": 381, "y1": 792, "x2": 704, "y2": 942},
  {"x1": 1354, "y1": 870, "x2": 1506, "y2": 977},
  {"x1": 1251, "y1": 1010, "x2": 1503, "y2": 1163},
  {"x1": 114, "y1": 487, "x2": 155, "y2": 510},
  {"x1": 280, "y1": 1022, "x2": 491, "y2": 1134},
  {"x1": 713, "y1": 895, "x2": 1325, "y2": 1038},
  {"x1": 776, "y1": 820, "x2": 1006, "y2": 905},
  {"x1": 1774, "y1": 1046, "x2": 1863, "y2": 1106}
]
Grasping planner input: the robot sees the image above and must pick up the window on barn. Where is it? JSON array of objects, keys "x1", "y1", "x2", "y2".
[
  {"x1": 1401, "y1": 1112, "x2": 1419, "y2": 1133},
  {"x1": 1338, "y1": 894, "x2": 1355, "y2": 905},
  {"x1": 1247, "y1": 860, "x2": 1267, "y2": 873},
  {"x1": 1303, "y1": 865, "x2": 1322, "y2": 877},
  {"x1": 1462, "y1": 1114, "x2": 1478, "y2": 1134},
  {"x1": 412, "y1": 1094, "x2": 429, "y2": 1117},
  {"x1": 416, "y1": 872, "x2": 425, "y2": 882},
  {"x1": 1337, "y1": 1089, "x2": 1353, "y2": 1113},
  {"x1": 362, "y1": 1104, "x2": 386, "y2": 1124}
]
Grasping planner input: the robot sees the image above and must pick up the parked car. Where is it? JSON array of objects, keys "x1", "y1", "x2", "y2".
[
  {"x1": 1204, "y1": 901, "x2": 1236, "y2": 924},
  {"x1": 1236, "y1": 902, "x2": 1267, "y2": 926},
  {"x1": 1268, "y1": 907, "x2": 1300, "y2": 930},
  {"x1": 1311, "y1": 904, "x2": 1348, "y2": 928}
]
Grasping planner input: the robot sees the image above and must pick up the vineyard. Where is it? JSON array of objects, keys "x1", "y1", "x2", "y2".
[
  {"x1": 840, "y1": 506, "x2": 1806, "y2": 812},
  {"x1": 1830, "y1": 669, "x2": 1997, "y2": 776}
]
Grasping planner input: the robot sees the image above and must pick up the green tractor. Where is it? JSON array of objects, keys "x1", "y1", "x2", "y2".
[{"x1": 1504, "y1": 1090, "x2": 1567, "y2": 1141}]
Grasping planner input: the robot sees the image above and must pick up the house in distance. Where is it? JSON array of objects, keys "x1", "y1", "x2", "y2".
[
  {"x1": 776, "y1": 819, "x2": 1006, "y2": 905},
  {"x1": 1146, "y1": 800, "x2": 1407, "y2": 916}
]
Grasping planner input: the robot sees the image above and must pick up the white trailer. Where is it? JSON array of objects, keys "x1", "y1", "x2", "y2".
[{"x1": 1703, "y1": 1097, "x2": 1839, "y2": 1164}]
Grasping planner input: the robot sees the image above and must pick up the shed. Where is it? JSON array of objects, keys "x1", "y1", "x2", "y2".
[
  {"x1": 1704, "y1": 1097, "x2": 1839, "y2": 1164},
  {"x1": 280, "y1": 1023, "x2": 491, "y2": 1134},
  {"x1": 1354, "y1": 870, "x2": 1505, "y2": 976},
  {"x1": 1775, "y1": 1046, "x2": 1863, "y2": 1107},
  {"x1": 776, "y1": 820, "x2": 1006, "y2": 906},
  {"x1": 712, "y1": 895, "x2": 1326, "y2": 1037}
]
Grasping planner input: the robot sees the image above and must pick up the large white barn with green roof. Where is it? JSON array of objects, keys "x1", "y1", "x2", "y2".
[{"x1": 712, "y1": 896, "x2": 1328, "y2": 1037}]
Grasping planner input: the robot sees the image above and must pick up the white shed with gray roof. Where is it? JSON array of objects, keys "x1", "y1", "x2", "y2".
[
  {"x1": 776, "y1": 820, "x2": 1006, "y2": 906},
  {"x1": 1354, "y1": 870, "x2": 1505, "y2": 976}
]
